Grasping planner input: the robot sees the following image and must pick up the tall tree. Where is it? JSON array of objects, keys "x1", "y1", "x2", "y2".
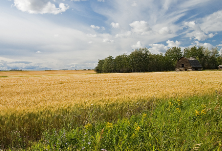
[
  {"x1": 165, "y1": 47, "x2": 182, "y2": 63},
  {"x1": 115, "y1": 54, "x2": 130, "y2": 73},
  {"x1": 95, "y1": 59, "x2": 105, "y2": 73},
  {"x1": 129, "y1": 48, "x2": 150, "y2": 72},
  {"x1": 102, "y1": 56, "x2": 115, "y2": 73}
]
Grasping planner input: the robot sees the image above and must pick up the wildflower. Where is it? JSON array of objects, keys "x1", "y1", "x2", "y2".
[
  {"x1": 106, "y1": 122, "x2": 113, "y2": 129},
  {"x1": 201, "y1": 109, "x2": 206, "y2": 114},
  {"x1": 142, "y1": 113, "x2": 147, "y2": 118},
  {"x1": 195, "y1": 110, "x2": 200, "y2": 116},
  {"x1": 84, "y1": 123, "x2": 92, "y2": 130},
  {"x1": 169, "y1": 102, "x2": 172, "y2": 106},
  {"x1": 131, "y1": 133, "x2": 136, "y2": 138},
  {"x1": 135, "y1": 126, "x2": 140, "y2": 131},
  {"x1": 176, "y1": 108, "x2": 180, "y2": 112},
  {"x1": 177, "y1": 99, "x2": 182, "y2": 106}
]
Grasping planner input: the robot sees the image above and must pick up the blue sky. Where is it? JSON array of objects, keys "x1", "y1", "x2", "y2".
[{"x1": 0, "y1": 0, "x2": 222, "y2": 70}]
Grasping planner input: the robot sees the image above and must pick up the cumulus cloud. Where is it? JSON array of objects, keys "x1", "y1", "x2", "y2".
[
  {"x1": 90, "y1": 25, "x2": 100, "y2": 29},
  {"x1": 195, "y1": 41, "x2": 213, "y2": 50},
  {"x1": 131, "y1": 41, "x2": 143, "y2": 49},
  {"x1": 129, "y1": 21, "x2": 151, "y2": 35},
  {"x1": 166, "y1": 40, "x2": 181, "y2": 47},
  {"x1": 90, "y1": 25, "x2": 105, "y2": 30},
  {"x1": 115, "y1": 31, "x2": 131, "y2": 38},
  {"x1": 149, "y1": 44, "x2": 168, "y2": 53},
  {"x1": 14, "y1": 0, "x2": 69, "y2": 14},
  {"x1": 148, "y1": 40, "x2": 181, "y2": 53},
  {"x1": 111, "y1": 22, "x2": 120, "y2": 28}
]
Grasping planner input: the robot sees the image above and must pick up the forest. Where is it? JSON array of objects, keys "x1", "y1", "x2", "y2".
[{"x1": 95, "y1": 46, "x2": 222, "y2": 73}]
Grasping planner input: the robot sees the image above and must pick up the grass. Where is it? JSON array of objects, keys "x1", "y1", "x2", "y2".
[
  {"x1": 0, "y1": 70, "x2": 222, "y2": 149},
  {"x1": 27, "y1": 94, "x2": 222, "y2": 150}
]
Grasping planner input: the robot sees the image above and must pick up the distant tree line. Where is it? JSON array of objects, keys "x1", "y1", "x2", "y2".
[{"x1": 95, "y1": 46, "x2": 222, "y2": 73}]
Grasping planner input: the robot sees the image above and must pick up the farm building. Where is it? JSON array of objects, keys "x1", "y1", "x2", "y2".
[
  {"x1": 219, "y1": 65, "x2": 222, "y2": 70},
  {"x1": 175, "y1": 57, "x2": 202, "y2": 71}
]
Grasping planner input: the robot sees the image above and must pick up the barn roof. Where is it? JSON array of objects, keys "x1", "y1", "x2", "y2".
[{"x1": 188, "y1": 59, "x2": 202, "y2": 68}]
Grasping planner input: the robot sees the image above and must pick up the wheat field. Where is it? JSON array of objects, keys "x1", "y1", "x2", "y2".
[
  {"x1": 0, "y1": 70, "x2": 222, "y2": 114},
  {"x1": 1, "y1": 70, "x2": 222, "y2": 148}
]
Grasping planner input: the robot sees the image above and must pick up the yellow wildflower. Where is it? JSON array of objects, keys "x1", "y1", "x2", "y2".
[
  {"x1": 201, "y1": 109, "x2": 206, "y2": 114},
  {"x1": 142, "y1": 113, "x2": 147, "y2": 118},
  {"x1": 169, "y1": 102, "x2": 172, "y2": 106},
  {"x1": 106, "y1": 122, "x2": 113, "y2": 129},
  {"x1": 195, "y1": 110, "x2": 200, "y2": 116},
  {"x1": 135, "y1": 126, "x2": 140, "y2": 131},
  {"x1": 84, "y1": 123, "x2": 92, "y2": 130}
]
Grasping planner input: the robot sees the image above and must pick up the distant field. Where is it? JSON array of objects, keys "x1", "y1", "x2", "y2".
[
  {"x1": 0, "y1": 70, "x2": 222, "y2": 114},
  {"x1": 0, "y1": 70, "x2": 95, "y2": 76}
]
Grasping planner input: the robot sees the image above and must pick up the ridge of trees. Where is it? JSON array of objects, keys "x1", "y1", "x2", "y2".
[{"x1": 95, "y1": 46, "x2": 222, "y2": 73}]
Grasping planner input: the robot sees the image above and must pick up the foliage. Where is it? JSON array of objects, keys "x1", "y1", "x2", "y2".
[
  {"x1": 165, "y1": 47, "x2": 182, "y2": 66},
  {"x1": 27, "y1": 94, "x2": 222, "y2": 150},
  {"x1": 95, "y1": 46, "x2": 222, "y2": 73}
]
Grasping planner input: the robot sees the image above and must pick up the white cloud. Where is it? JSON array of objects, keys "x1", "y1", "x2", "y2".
[
  {"x1": 184, "y1": 21, "x2": 215, "y2": 41},
  {"x1": 14, "y1": 0, "x2": 69, "y2": 14},
  {"x1": 115, "y1": 31, "x2": 131, "y2": 38},
  {"x1": 159, "y1": 27, "x2": 172, "y2": 35},
  {"x1": 149, "y1": 44, "x2": 168, "y2": 53},
  {"x1": 97, "y1": 0, "x2": 105, "y2": 2},
  {"x1": 129, "y1": 21, "x2": 151, "y2": 35},
  {"x1": 90, "y1": 25, "x2": 100, "y2": 29},
  {"x1": 220, "y1": 48, "x2": 222, "y2": 55},
  {"x1": 200, "y1": 10, "x2": 222, "y2": 33},
  {"x1": 87, "y1": 34, "x2": 97, "y2": 38},
  {"x1": 131, "y1": 2, "x2": 137, "y2": 6},
  {"x1": 111, "y1": 22, "x2": 119, "y2": 28},
  {"x1": 36, "y1": 51, "x2": 41, "y2": 54},
  {"x1": 149, "y1": 40, "x2": 181, "y2": 53},
  {"x1": 131, "y1": 41, "x2": 143, "y2": 49},
  {"x1": 90, "y1": 25, "x2": 105, "y2": 30},
  {"x1": 195, "y1": 41, "x2": 213, "y2": 50},
  {"x1": 166, "y1": 40, "x2": 181, "y2": 47},
  {"x1": 103, "y1": 39, "x2": 114, "y2": 43},
  {"x1": 184, "y1": 21, "x2": 196, "y2": 28}
]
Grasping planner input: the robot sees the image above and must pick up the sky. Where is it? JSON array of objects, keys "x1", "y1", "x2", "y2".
[{"x1": 1, "y1": 0, "x2": 222, "y2": 70}]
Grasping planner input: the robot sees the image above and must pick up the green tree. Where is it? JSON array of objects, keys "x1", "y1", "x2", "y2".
[
  {"x1": 165, "y1": 47, "x2": 182, "y2": 66},
  {"x1": 184, "y1": 46, "x2": 205, "y2": 68},
  {"x1": 115, "y1": 54, "x2": 130, "y2": 73},
  {"x1": 102, "y1": 56, "x2": 115, "y2": 73},
  {"x1": 95, "y1": 59, "x2": 105, "y2": 73},
  {"x1": 129, "y1": 48, "x2": 150, "y2": 72}
]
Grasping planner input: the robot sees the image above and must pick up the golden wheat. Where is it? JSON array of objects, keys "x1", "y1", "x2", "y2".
[{"x1": 0, "y1": 70, "x2": 222, "y2": 115}]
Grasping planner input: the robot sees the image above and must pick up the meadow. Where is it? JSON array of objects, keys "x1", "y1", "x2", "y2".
[{"x1": 0, "y1": 70, "x2": 222, "y2": 150}]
